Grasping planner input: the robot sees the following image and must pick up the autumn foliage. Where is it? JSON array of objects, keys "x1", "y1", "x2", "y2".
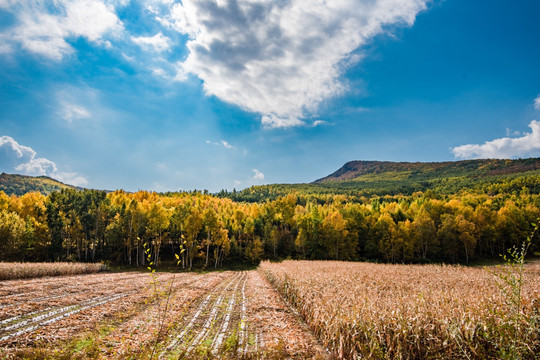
[{"x1": 0, "y1": 187, "x2": 538, "y2": 268}]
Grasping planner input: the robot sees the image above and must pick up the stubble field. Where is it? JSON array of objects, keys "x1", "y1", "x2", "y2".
[
  {"x1": 261, "y1": 260, "x2": 540, "y2": 359},
  {"x1": 1, "y1": 261, "x2": 539, "y2": 359},
  {"x1": 0, "y1": 269, "x2": 327, "y2": 359}
]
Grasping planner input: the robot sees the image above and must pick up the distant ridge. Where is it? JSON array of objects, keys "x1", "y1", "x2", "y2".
[
  {"x1": 222, "y1": 157, "x2": 540, "y2": 202},
  {"x1": 314, "y1": 158, "x2": 540, "y2": 183},
  {"x1": 0, "y1": 173, "x2": 78, "y2": 196}
]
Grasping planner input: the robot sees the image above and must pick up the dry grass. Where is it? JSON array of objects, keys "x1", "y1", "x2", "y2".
[
  {"x1": 260, "y1": 260, "x2": 540, "y2": 360},
  {"x1": 0, "y1": 262, "x2": 107, "y2": 280}
]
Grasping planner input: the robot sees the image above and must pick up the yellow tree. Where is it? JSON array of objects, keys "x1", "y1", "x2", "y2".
[
  {"x1": 147, "y1": 202, "x2": 170, "y2": 267},
  {"x1": 374, "y1": 212, "x2": 399, "y2": 263},
  {"x1": 203, "y1": 207, "x2": 218, "y2": 268},
  {"x1": 322, "y1": 209, "x2": 348, "y2": 260},
  {"x1": 184, "y1": 207, "x2": 203, "y2": 270},
  {"x1": 214, "y1": 226, "x2": 230, "y2": 268},
  {"x1": 411, "y1": 210, "x2": 438, "y2": 261}
]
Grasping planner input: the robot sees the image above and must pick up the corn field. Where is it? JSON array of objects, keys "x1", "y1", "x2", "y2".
[
  {"x1": 260, "y1": 260, "x2": 540, "y2": 359},
  {"x1": 0, "y1": 262, "x2": 107, "y2": 280}
]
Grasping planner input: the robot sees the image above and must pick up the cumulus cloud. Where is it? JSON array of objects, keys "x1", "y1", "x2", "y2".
[
  {"x1": 0, "y1": 135, "x2": 88, "y2": 186},
  {"x1": 131, "y1": 31, "x2": 171, "y2": 52},
  {"x1": 0, "y1": 0, "x2": 122, "y2": 60},
  {"x1": 252, "y1": 168, "x2": 264, "y2": 180},
  {"x1": 451, "y1": 120, "x2": 540, "y2": 159},
  {"x1": 535, "y1": 95, "x2": 540, "y2": 110},
  {"x1": 160, "y1": 0, "x2": 428, "y2": 127}
]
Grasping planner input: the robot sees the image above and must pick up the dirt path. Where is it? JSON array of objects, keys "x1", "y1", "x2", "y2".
[{"x1": 0, "y1": 270, "x2": 329, "y2": 359}]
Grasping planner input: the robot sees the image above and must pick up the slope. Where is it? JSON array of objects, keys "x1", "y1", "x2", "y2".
[
  {"x1": 221, "y1": 158, "x2": 540, "y2": 202},
  {"x1": 0, "y1": 173, "x2": 77, "y2": 196}
]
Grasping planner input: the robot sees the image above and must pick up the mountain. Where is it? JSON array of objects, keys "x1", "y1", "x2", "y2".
[
  {"x1": 3, "y1": 158, "x2": 540, "y2": 199},
  {"x1": 221, "y1": 158, "x2": 540, "y2": 202},
  {"x1": 0, "y1": 173, "x2": 77, "y2": 196},
  {"x1": 314, "y1": 158, "x2": 540, "y2": 183}
]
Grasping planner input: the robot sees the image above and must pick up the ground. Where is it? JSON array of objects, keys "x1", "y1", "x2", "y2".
[{"x1": 0, "y1": 270, "x2": 329, "y2": 359}]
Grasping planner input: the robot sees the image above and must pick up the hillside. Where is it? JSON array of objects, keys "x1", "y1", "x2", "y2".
[
  {"x1": 220, "y1": 158, "x2": 540, "y2": 202},
  {"x1": 0, "y1": 173, "x2": 76, "y2": 196},
  {"x1": 314, "y1": 158, "x2": 540, "y2": 183}
]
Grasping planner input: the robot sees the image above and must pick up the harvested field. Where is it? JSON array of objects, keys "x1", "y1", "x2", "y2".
[
  {"x1": 260, "y1": 260, "x2": 540, "y2": 360},
  {"x1": 0, "y1": 269, "x2": 328, "y2": 359},
  {"x1": 7, "y1": 260, "x2": 534, "y2": 359},
  {"x1": 0, "y1": 262, "x2": 107, "y2": 281}
]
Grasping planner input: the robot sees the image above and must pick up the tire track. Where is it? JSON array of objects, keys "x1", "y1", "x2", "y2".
[
  {"x1": 0, "y1": 274, "x2": 151, "y2": 321},
  {"x1": 0, "y1": 291, "x2": 134, "y2": 342},
  {"x1": 211, "y1": 271, "x2": 247, "y2": 354},
  {"x1": 0, "y1": 273, "x2": 144, "y2": 311},
  {"x1": 237, "y1": 271, "x2": 248, "y2": 356},
  {"x1": 1, "y1": 290, "x2": 90, "y2": 309},
  {"x1": 159, "y1": 271, "x2": 243, "y2": 358},
  {"x1": 0, "y1": 273, "x2": 180, "y2": 343},
  {"x1": 0, "y1": 271, "x2": 136, "y2": 288},
  {"x1": 183, "y1": 272, "x2": 244, "y2": 355}
]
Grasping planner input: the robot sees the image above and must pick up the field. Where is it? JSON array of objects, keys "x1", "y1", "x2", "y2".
[
  {"x1": 1, "y1": 261, "x2": 539, "y2": 359},
  {"x1": 0, "y1": 269, "x2": 327, "y2": 359},
  {"x1": 260, "y1": 260, "x2": 540, "y2": 359}
]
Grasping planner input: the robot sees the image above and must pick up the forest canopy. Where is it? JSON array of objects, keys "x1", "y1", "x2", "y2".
[
  {"x1": 1, "y1": 159, "x2": 539, "y2": 267},
  {"x1": 0, "y1": 186, "x2": 538, "y2": 267}
]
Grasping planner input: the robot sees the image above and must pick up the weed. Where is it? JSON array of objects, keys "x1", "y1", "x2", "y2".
[
  {"x1": 487, "y1": 221, "x2": 539, "y2": 359},
  {"x1": 143, "y1": 239, "x2": 185, "y2": 359}
]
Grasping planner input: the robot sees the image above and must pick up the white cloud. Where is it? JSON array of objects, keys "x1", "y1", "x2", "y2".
[
  {"x1": 151, "y1": 67, "x2": 168, "y2": 78},
  {"x1": 252, "y1": 168, "x2": 264, "y2": 180},
  {"x1": 173, "y1": 63, "x2": 189, "y2": 82},
  {"x1": 220, "y1": 140, "x2": 233, "y2": 149},
  {"x1": 0, "y1": 135, "x2": 88, "y2": 186},
  {"x1": 131, "y1": 31, "x2": 171, "y2": 52},
  {"x1": 505, "y1": 128, "x2": 521, "y2": 137},
  {"x1": 163, "y1": 0, "x2": 428, "y2": 127},
  {"x1": 15, "y1": 157, "x2": 57, "y2": 175},
  {"x1": 0, "y1": 0, "x2": 122, "y2": 60},
  {"x1": 312, "y1": 120, "x2": 329, "y2": 127},
  {"x1": 451, "y1": 120, "x2": 540, "y2": 159},
  {"x1": 61, "y1": 103, "x2": 91, "y2": 122},
  {"x1": 206, "y1": 139, "x2": 234, "y2": 149},
  {"x1": 261, "y1": 114, "x2": 305, "y2": 129},
  {"x1": 535, "y1": 95, "x2": 540, "y2": 110}
]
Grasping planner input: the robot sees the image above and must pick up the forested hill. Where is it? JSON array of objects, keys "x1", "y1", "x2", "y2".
[
  {"x1": 220, "y1": 158, "x2": 540, "y2": 202},
  {"x1": 314, "y1": 158, "x2": 540, "y2": 183},
  {"x1": 0, "y1": 173, "x2": 76, "y2": 196}
]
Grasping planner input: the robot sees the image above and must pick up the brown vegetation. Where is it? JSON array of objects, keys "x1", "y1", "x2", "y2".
[
  {"x1": 0, "y1": 262, "x2": 107, "y2": 280},
  {"x1": 260, "y1": 260, "x2": 540, "y2": 359}
]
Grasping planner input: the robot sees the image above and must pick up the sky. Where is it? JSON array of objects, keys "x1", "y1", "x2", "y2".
[{"x1": 0, "y1": 0, "x2": 539, "y2": 192}]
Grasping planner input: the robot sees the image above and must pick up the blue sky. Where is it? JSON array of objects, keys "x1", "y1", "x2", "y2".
[{"x1": 1, "y1": 0, "x2": 539, "y2": 192}]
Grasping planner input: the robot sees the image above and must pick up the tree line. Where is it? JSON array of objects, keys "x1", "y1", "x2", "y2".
[{"x1": 0, "y1": 188, "x2": 538, "y2": 267}]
